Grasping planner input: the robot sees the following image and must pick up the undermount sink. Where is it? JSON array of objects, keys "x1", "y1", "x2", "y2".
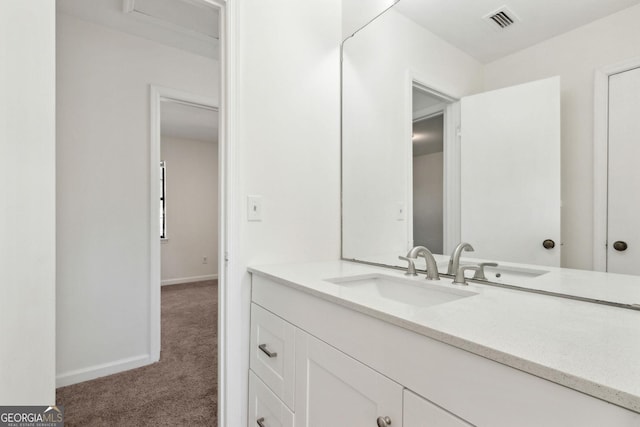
[
  {"x1": 481, "y1": 265, "x2": 548, "y2": 283},
  {"x1": 325, "y1": 274, "x2": 477, "y2": 312},
  {"x1": 437, "y1": 262, "x2": 548, "y2": 284}
]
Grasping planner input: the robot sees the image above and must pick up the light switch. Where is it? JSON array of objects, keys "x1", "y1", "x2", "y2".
[
  {"x1": 397, "y1": 202, "x2": 405, "y2": 221},
  {"x1": 247, "y1": 195, "x2": 263, "y2": 221}
]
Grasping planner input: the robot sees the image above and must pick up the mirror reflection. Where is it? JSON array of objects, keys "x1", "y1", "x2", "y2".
[
  {"x1": 342, "y1": 0, "x2": 640, "y2": 276},
  {"x1": 412, "y1": 87, "x2": 446, "y2": 255}
]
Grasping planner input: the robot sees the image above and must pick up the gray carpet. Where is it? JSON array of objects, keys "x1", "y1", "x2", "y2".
[{"x1": 56, "y1": 280, "x2": 218, "y2": 426}]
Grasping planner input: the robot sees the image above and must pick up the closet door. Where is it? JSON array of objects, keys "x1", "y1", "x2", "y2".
[
  {"x1": 295, "y1": 330, "x2": 403, "y2": 427},
  {"x1": 608, "y1": 67, "x2": 640, "y2": 274}
]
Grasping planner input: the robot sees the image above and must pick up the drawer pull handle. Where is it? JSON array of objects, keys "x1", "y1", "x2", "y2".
[
  {"x1": 377, "y1": 416, "x2": 392, "y2": 426},
  {"x1": 258, "y1": 344, "x2": 278, "y2": 358},
  {"x1": 257, "y1": 417, "x2": 266, "y2": 427}
]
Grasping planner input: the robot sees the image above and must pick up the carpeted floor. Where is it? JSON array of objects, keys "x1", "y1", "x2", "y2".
[{"x1": 57, "y1": 280, "x2": 218, "y2": 426}]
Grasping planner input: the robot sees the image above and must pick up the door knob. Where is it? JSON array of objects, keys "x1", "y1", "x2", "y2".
[
  {"x1": 613, "y1": 241, "x2": 628, "y2": 252},
  {"x1": 377, "y1": 416, "x2": 392, "y2": 427},
  {"x1": 542, "y1": 239, "x2": 555, "y2": 249}
]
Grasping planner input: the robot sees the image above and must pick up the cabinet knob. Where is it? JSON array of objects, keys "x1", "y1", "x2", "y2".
[
  {"x1": 257, "y1": 417, "x2": 266, "y2": 427},
  {"x1": 542, "y1": 239, "x2": 555, "y2": 249},
  {"x1": 613, "y1": 241, "x2": 628, "y2": 252},
  {"x1": 376, "y1": 416, "x2": 392, "y2": 427}
]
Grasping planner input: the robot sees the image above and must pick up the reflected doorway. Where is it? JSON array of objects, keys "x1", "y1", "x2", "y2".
[
  {"x1": 412, "y1": 113, "x2": 444, "y2": 253},
  {"x1": 410, "y1": 84, "x2": 454, "y2": 254}
]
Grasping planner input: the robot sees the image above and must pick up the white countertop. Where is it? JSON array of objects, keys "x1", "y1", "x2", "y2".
[{"x1": 248, "y1": 260, "x2": 640, "y2": 414}]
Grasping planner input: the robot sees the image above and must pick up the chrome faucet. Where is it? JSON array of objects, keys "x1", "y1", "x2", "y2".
[
  {"x1": 405, "y1": 246, "x2": 440, "y2": 280},
  {"x1": 452, "y1": 262, "x2": 499, "y2": 285},
  {"x1": 447, "y1": 242, "x2": 474, "y2": 275},
  {"x1": 473, "y1": 262, "x2": 499, "y2": 280},
  {"x1": 398, "y1": 255, "x2": 418, "y2": 276},
  {"x1": 453, "y1": 265, "x2": 480, "y2": 286}
]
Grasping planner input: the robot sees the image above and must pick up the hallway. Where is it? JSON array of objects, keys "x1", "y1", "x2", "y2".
[{"x1": 57, "y1": 281, "x2": 217, "y2": 426}]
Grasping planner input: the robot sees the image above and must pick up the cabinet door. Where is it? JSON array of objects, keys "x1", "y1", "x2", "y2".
[
  {"x1": 295, "y1": 330, "x2": 403, "y2": 427},
  {"x1": 404, "y1": 390, "x2": 472, "y2": 427},
  {"x1": 248, "y1": 371, "x2": 294, "y2": 427}
]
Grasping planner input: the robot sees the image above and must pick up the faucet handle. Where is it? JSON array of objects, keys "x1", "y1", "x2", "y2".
[
  {"x1": 473, "y1": 262, "x2": 499, "y2": 280},
  {"x1": 453, "y1": 265, "x2": 480, "y2": 286},
  {"x1": 398, "y1": 256, "x2": 418, "y2": 276}
]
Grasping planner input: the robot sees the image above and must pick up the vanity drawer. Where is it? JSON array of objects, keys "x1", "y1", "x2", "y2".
[
  {"x1": 250, "y1": 303, "x2": 296, "y2": 410},
  {"x1": 249, "y1": 371, "x2": 294, "y2": 427}
]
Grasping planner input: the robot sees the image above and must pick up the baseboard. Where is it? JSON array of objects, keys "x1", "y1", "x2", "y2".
[
  {"x1": 161, "y1": 274, "x2": 218, "y2": 286},
  {"x1": 56, "y1": 354, "x2": 153, "y2": 388}
]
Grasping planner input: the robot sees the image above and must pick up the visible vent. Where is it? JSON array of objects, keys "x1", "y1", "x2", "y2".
[
  {"x1": 483, "y1": 6, "x2": 520, "y2": 30},
  {"x1": 490, "y1": 11, "x2": 514, "y2": 28}
]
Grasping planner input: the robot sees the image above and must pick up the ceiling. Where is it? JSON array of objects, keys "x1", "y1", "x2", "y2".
[
  {"x1": 57, "y1": 0, "x2": 219, "y2": 59},
  {"x1": 161, "y1": 101, "x2": 218, "y2": 143},
  {"x1": 394, "y1": 0, "x2": 640, "y2": 63}
]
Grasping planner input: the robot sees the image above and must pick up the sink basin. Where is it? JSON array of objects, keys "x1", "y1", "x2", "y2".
[
  {"x1": 325, "y1": 274, "x2": 477, "y2": 313},
  {"x1": 437, "y1": 262, "x2": 548, "y2": 284},
  {"x1": 482, "y1": 265, "x2": 548, "y2": 283}
]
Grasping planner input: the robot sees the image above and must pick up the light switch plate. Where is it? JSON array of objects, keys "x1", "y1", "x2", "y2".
[
  {"x1": 397, "y1": 202, "x2": 405, "y2": 221},
  {"x1": 247, "y1": 195, "x2": 263, "y2": 221}
]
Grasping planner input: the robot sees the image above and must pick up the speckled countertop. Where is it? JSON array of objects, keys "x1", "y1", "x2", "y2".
[{"x1": 248, "y1": 260, "x2": 640, "y2": 414}]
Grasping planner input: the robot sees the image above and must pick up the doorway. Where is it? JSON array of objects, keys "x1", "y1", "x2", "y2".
[
  {"x1": 408, "y1": 82, "x2": 457, "y2": 254},
  {"x1": 150, "y1": 88, "x2": 220, "y2": 359},
  {"x1": 412, "y1": 113, "x2": 444, "y2": 253},
  {"x1": 54, "y1": 0, "x2": 227, "y2": 423},
  {"x1": 159, "y1": 100, "x2": 218, "y2": 286}
]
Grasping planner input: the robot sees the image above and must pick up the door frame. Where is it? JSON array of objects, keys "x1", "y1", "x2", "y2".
[
  {"x1": 405, "y1": 71, "x2": 460, "y2": 254},
  {"x1": 593, "y1": 56, "x2": 640, "y2": 271}
]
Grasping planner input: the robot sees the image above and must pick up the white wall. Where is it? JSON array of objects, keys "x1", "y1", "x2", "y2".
[
  {"x1": 0, "y1": 1, "x2": 56, "y2": 405},
  {"x1": 483, "y1": 4, "x2": 640, "y2": 270},
  {"x1": 342, "y1": 9, "x2": 483, "y2": 261},
  {"x1": 224, "y1": 0, "x2": 342, "y2": 424},
  {"x1": 56, "y1": 13, "x2": 219, "y2": 385},
  {"x1": 161, "y1": 136, "x2": 218, "y2": 284},
  {"x1": 413, "y1": 152, "x2": 443, "y2": 253}
]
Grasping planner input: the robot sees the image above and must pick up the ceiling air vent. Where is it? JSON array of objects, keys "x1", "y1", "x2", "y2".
[{"x1": 483, "y1": 6, "x2": 520, "y2": 30}]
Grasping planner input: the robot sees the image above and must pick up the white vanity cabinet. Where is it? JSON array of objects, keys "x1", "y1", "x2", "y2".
[
  {"x1": 249, "y1": 273, "x2": 640, "y2": 427},
  {"x1": 295, "y1": 330, "x2": 403, "y2": 426},
  {"x1": 248, "y1": 372, "x2": 295, "y2": 427},
  {"x1": 249, "y1": 301, "x2": 403, "y2": 427}
]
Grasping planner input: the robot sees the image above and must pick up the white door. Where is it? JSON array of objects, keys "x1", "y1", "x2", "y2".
[
  {"x1": 295, "y1": 330, "x2": 403, "y2": 427},
  {"x1": 607, "y1": 67, "x2": 640, "y2": 275},
  {"x1": 460, "y1": 77, "x2": 561, "y2": 266},
  {"x1": 0, "y1": 1, "x2": 56, "y2": 404}
]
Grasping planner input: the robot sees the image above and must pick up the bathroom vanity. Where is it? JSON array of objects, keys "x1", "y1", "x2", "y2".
[{"x1": 247, "y1": 261, "x2": 640, "y2": 427}]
